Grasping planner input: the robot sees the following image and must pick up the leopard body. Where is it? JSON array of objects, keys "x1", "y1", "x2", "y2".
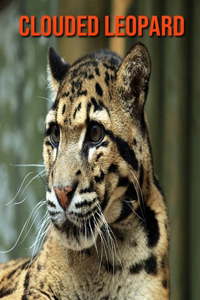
[{"x1": 0, "y1": 43, "x2": 169, "y2": 299}]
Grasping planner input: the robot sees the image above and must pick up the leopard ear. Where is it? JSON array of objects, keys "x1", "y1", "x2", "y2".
[
  {"x1": 116, "y1": 42, "x2": 151, "y2": 112},
  {"x1": 48, "y1": 47, "x2": 71, "y2": 93}
]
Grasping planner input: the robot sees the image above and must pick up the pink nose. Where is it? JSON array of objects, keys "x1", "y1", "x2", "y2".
[{"x1": 53, "y1": 186, "x2": 73, "y2": 210}]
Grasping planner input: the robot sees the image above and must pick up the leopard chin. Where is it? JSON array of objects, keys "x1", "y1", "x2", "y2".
[{"x1": 53, "y1": 211, "x2": 104, "y2": 251}]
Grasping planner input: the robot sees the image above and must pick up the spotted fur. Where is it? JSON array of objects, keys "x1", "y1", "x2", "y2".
[{"x1": 0, "y1": 43, "x2": 169, "y2": 299}]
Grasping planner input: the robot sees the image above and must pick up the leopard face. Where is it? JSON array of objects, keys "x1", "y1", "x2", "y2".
[{"x1": 44, "y1": 43, "x2": 151, "y2": 250}]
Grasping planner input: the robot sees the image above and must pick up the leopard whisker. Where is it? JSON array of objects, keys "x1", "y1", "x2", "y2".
[
  {"x1": 6, "y1": 169, "x2": 46, "y2": 206},
  {"x1": 6, "y1": 172, "x2": 35, "y2": 206},
  {"x1": 94, "y1": 216, "x2": 109, "y2": 275},
  {"x1": 37, "y1": 95, "x2": 52, "y2": 103},
  {"x1": 123, "y1": 198, "x2": 144, "y2": 222},
  {"x1": 96, "y1": 204, "x2": 122, "y2": 272},
  {"x1": 95, "y1": 207, "x2": 119, "y2": 276},
  {"x1": 30, "y1": 213, "x2": 51, "y2": 258},
  {"x1": 88, "y1": 218, "x2": 98, "y2": 257},
  {"x1": 36, "y1": 72, "x2": 49, "y2": 89},
  {"x1": 0, "y1": 199, "x2": 46, "y2": 254},
  {"x1": 17, "y1": 199, "x2": 47, "y2": 247},
  {"x1": 10, "y1": 164, "x2": 45, "y2": 167},
  {"x1": 130, "y1": 170, "x2": 145, "y2": 221},
  {"x1": 92, "y1": 214, "x2": 105, "y2": 275},
  {"x1": 31, "y1": 209, "x2": 49, "y2": 246}
]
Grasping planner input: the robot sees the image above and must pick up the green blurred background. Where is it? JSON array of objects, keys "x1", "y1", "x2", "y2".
[{"x1": 0, "y1": 0, "x2": 199, "y2": 299}]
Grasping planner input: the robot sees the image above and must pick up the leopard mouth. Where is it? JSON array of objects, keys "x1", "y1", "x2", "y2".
[
  {"x1": 47, "y1": 192, "x2": 104, "y2": 250},
  {"x1": 61, "y1": 209, "x2": 99, "y2": 236}
]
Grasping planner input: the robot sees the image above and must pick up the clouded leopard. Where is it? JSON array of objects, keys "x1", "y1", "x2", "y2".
[{"x1": 0, "y1": 42, "x2": 169, "y2": 299}]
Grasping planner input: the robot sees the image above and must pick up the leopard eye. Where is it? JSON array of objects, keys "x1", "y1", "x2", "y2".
[
  {"x1": 50, "y1": 124, "x2": 60, "y2": 147},
  {"x1": 88, "y1": 122, "x2": 104, "y2": 143}
]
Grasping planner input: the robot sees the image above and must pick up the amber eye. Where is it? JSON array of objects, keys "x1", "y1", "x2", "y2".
[
  {"x1": 50, "y1": 124, "x2": 60, "y2": 147},
  {"x1": 88, "y1": 122, "x2": 104, "y2": 143}
]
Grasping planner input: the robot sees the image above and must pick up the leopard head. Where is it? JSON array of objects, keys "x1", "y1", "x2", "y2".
[{"x1": 44, "y1": 43, "x2": 151, "y2": 250}]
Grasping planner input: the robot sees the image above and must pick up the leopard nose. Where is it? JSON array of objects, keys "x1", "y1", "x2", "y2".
[{"x1": 53, "y1": 186, "x2": 73, "y2": 210}]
